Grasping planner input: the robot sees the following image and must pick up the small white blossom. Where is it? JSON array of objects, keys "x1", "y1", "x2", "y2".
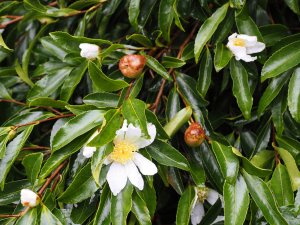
[
  {"x1": 191, "y1": 187, "x2": 223, "y2": 225},
  {"x1": 79, "y1": 43, "x2": 99, "y2": 60},
  {"x1": 20, "y1": 189, "x2": 40, "y2": 207},
  {"x1": 82, "y1": 130, "x2": 99, "y2": 158},
  {"x1": 105, "y1": 120, "x2": 157, "y2": 196},
  {"x1": 226, "y1": 33, "x2": 265, "y2": 62}
]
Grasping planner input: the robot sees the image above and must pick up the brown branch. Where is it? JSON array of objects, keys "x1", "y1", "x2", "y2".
[
  {"x1": 38, "y1": 160, "x2": 68, "y2": 196},
  {"x1": 0, "y1": 99, "x2": 26, "y2": 106},
  {"x1": 22, "y1": 146, "x2": 50, "y2": 151},
  {"x1": 0, "y1": 16, "x2": 23, "y2": 29},
  {"x1": 50, "y1": 174, "x2": 62, "y2": 192},
  {"x1": 13, "y1": 113, "x2": 74, "y2": 130},
  {"x1": 125, "y1": 81, "x2": 135, "y2": 99}
]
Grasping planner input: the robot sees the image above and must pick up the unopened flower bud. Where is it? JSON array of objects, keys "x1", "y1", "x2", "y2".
[
  {"x1": 20, "y1": 189, "x2": 40, "y2": 207},
  {"x1": 8, "y1": 129, "x2": 16, "y2": 140},
  {"x1": 184, "y1": 122, "x2": 205, "y2": 147},
  {"x1": 83, "y1": 146, "x2": 97, "y2": 158},
  {"x1": 119, "y1": 54, "x2": 146, "y2": 79},
  {"x1": 79, "y1": 43, "x2": 100, "y2": 60}
]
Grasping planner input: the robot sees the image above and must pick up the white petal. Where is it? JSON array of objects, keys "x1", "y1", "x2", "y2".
[
  {"x1": 82, "y1": 146, "x2": 96, "y2": 158},
  {"x1": 237, "y1": 34, "x2": 257, "y2": 42},
  {"x1": 191, "y1": 202, "x2": 204, "y2": 225},
  {"x1": 20, "y1": 189, "x2": 39, "y2": 207},
  {"x1": 213, "y1": 216, "x2": 224, "y2": 224},
  {"x1": 133, "y1": 152, "x2": 157, "y2": 175},
  {"x1": 124, "y1": 123, "x2": 142, "y2": 144},
  {"x1": 79, "y1": 43, "x2": 99, "y2": 59},
  {"x1": 106, "y1": 162, "x2": 128, "y2": 196},
  {"x1": 134, "y1": 123, "x2": 157, "y2": 149},
  {"x1": 228, "y1": 33, "x2": 237, "y2": 41},
  {"x1": 124, "y1": 161, "x2": 144, "y2": 190},
  {"x1": 114, "y1": 120, "x2": 128, "y2": 145},
  {"x1": 206, "y1": 189, "x2": 219, "y2": 205},
  {"x1": 246, "y1": 42, "x2": 265, "y2": 54},
  {"x1": 103, "y1": 157, "x2": 112, "y2": 165},
  {"x1": 239, "y1": 54, "x2": 257, "y2": 62}
]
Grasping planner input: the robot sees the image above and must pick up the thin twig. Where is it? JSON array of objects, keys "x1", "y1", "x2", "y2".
[{"x1": 22, "y1": 146, "x2": 50, "y2": 151}]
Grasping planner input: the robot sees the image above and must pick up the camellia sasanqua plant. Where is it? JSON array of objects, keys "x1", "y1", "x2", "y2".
[{"x1": 0, "y1": 0, "x2": 300, "y2": 224}]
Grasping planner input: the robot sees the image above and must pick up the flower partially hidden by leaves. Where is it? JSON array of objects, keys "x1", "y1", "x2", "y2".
[
  {"x1": 20, "y1": 189, "x2": 40, "y2": 207},
  {"x1": 82, "y1": 130, "x2": 99, "y2": 158},
  {"x1": 191, "y1": 187, "x2": 223, "y2": 225},
  {"x1": 226, "y1": 33, "x2": 265, "y2": 62},
  {"x1": 79, "y1": 43, "x2": 100, "y2": 60},
  {"x1": 119, "y1": 54, "x2": 146, "y2": 79},
  {"x1": 184, "y1": 122, "x2": 206, "y2": 147},
  {"x1": 104, "y1": 120, "x2": 157, "y2": 196}
]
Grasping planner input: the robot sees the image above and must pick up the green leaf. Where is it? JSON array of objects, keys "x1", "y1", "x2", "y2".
[
  {"x1": 197, "y1": 47, "x2": 213, "y2": 97},
  {"x1": 242, "y1": 170, "x2": 288, "y2": 225},
  {"x1": 58, "y1": 163, "x2": 98, "y2": 203},
  {"x1": 230, "y1": 59, "x2": 253, "y2": 120},
  {"x1": 260, "y1": 24, "x2": 289, "y2": 47},
  {"x1": 93, "y1": 184, "x2": 111, "y2": 225},
  {"x1": 194, "y1": 3, "x2": 229, "y2": 62},
  {"x1": 270, "y1": 163, "x2": 294, "y2": 206},
  {"x1": 214, "y1": 43, "x2": 232, "y2": 72},
  {"x1": 40, "y1": 204, "x2": 63, "y2": 225},
  {"x1": 229, "y1": 0, "x2": 246, "y2": 9},
  {"x1": 129, "y1": 0, "x2": 140, "y2": 30},
  {"x1": 211, "y1": 141, "x2": 239, "y2": 183},
  {"x1": 132, "y1": 193, "x2": 152, "y2": 225},
  {"x1": 261, "y1": 41, "x2": 300, "y2": 82},
  {"x1": 143, "y1": 54, "x2": 172, "y2": 81},
  {"x1": 40, "y1": 131, "x2": 93, "y2": 178},
  {"x1": 284, "y1": 0, "x2": 300, "y2": 14},
  {"x1": 28, "y1": 98, "x2": 68, "y2": 109},
  {"x1": 166, "y1": 87, "x2": 181, "y2": 121},
  {"x1": 91, "y1": 144, "x2": 113, "y2": 186},
  {"x1": 276, "y1": 135, "x2": 300, "y2": 158},
  {"x1": 163, "y1": 106, "x2": 192, "y2": 138},
  {"x1": 146, "y1": 139, "x2": 190, "y2": 171},
  {"x1": 88, "y1": 61, "x2": 129, "y2": 92},
  {"x1": 60, "y1": 61, "x2": 88, "y2": 102},
  {"x1": 15, "y1": 60, "x2": 34, "y2": 87},
  {"x1": 176, "y1": 72, "x2": 208, "y2": 108},
  {"x1": 0, "y1": 34, "x2": 12, "y2": 52},
  {"x1": 88, "y1": 110, "x2": 121, "y2": 147},
  {"x1": 0, "y1": 83, "x2": 12, "y2": 100},
  {"x1": 145, "y1": 109, "x2": 169, "y2": 140},
  {"x1": 224, "y1": 175, "x2": 249, "y2": 225},
  {"x1": 176, "y1": 186, "x2": 196, "y2": 225},
  {"x1": 126, "y1": 34, "x2": 153, "y2": 48},
  {"x1": 162, "y1": 56, "x2": 186, "y2": 68},
  {"x1": 235, "y1": 4, "x2": 264, "y2": 41},
  {"x1": 122, "y1": 98, "x2": 149, "y2": 137},
  {"x1": 276, "y1": 146, "x2": 300, "y2": 191},
  {"x1": 0, "y1": 126, "x2": 33, "y2": 188},
  {"x1": 27, "y1": 67, "x2": 73, "y2": 100},
  {"x1": 257, "y1": 71, "x2": 291, "y2": 117},
  {"x1": 232, "y1": 148, "x2": 272, "y2": 177},
  {"x1": 0, "y1": 180, "x2": 30, "y2": 206},
  {"x1": 70, "y1": 198, "x2": 97, "y2": 224},
  {"x1": 83, "y1": 92, "x2": 119, "y2": 108},
  {"x1": 129, "y1": 74, "x2": 144, "y2": 99},
  {"x1": 15, "y1": 208, "x2": 37, "y2": 225},
  {"x1": 111, "y1": 182, "x2": 133, "y2": 225},
  {"x1": 158, "y1": 0, "x2": 174, "y2": 43},
  {"x1": 52, "y1": 110, "x2": 104, "y2": 151},
  {"x1": 288, "y1": 68, "x2": 300, "y2": 123},
  {"x1": 22, "y1": 153, "x2": 43, "y2": 185}
]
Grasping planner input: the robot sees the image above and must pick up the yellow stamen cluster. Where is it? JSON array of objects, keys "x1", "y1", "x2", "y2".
[
  {"x1": 109, "y1": 141, "x2": 137, "y2": 164},
  {"x1": 233, "y1": 38, "x2": 246, "y2": 47},
  {"x1": 197, "y1": 187, "x2": 209, "y2": 203}
]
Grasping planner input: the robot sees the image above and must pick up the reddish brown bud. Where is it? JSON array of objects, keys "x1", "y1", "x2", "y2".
[
  {"x1": 119, "y1": 54, "x2": 146, "y2": 79},
  {"x1": 184, "y1": 122, "x2": 206, "y2": 147}
]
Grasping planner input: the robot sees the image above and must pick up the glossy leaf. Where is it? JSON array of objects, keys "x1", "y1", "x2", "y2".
[
  {"x1": 129, "y1": 0, "x2": 140, "y2": 30},
  {"x1": 143, "y1": 54, "x2": 172, "y2": 80},
  {"x1": 230, "y1": 59, "x2": 253, "y2": 120},
  {"x1": 197, "y1": 47, "x2": 213, "y2": 97},
  {"x1": 158, "y1": 0, "x2": 174, "y2": 43},
  {"x1": 93, "y1": 184, "x2": 111, "y2": 225},
  {"x1": 132, "y1": 192, "x2": 152, "y2": 225},
  {"x1": 194, "y1": 3, "x2": 229, "y2": 62},
  {"x1": 261, "y1": 41, "x2": 300, "y2": 82},
  {"x1": 15, "y1": 208, "x2": 37, "y2": 225},
  {"x1": 214, "y1": 43, "x2": 232, "y2": 72},
  {"x1": 40, "y1": 204, "x2": 62, "y2": 225},
  {"x1": 242, "y1": 170, "x2": 288, "y2": 225},
  {"x1": 176, "y1": 186, "x2": 196, "y2": 225},
  {"x1": 288, "y1": 68, "x2": 300, "y2": 123},
  {"x1": 22, "y1": 153, "x2": 43, "y2": 185},
  {"x1": 224, "y1": 175, "x2": 249, "y2": 225}
]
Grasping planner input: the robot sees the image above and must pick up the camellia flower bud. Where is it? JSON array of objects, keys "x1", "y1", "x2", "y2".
[
  {"x1": 20, "y1": 189, "x2": 40, "y2": 207},
  {"x1": 119, "y1": 54, "x2": 146, "y2": 79},
  {"x1": 184, "y1": 122, "x2": 206, "y2": 147},
  {"x1": 79, "y1": 43, "x2": 100, "y2": 60}
]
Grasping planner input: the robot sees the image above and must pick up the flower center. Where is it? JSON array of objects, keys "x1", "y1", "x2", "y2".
[
  {"x1": 233, "y1": 38, "x2": 246, "y2": 47},
  {"x1": 197, "y1": 187, "x2": 209, "y2": 203},
  {"x1": 109, "y1": 141, "x2": 137, "y2": 164}
]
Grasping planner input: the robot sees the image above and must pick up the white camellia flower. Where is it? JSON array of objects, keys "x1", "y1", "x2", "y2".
[
  {"x1": 226, "y1": 33, "x2": 265, "y2": 62},
  {"x1": 20, "y1": 189, "x2": 40, "y2": 207},
  {"x1": 79, "y1": 43, "x2": 100, "y2": 60},
  {"x1": 104, "y1": 120, "x2": 157, "y2": 196},
  {"x1": 191, "y1": 187, "x2": 224, "y2": 225}
]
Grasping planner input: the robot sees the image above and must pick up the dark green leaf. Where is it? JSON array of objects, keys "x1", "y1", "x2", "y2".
[
  {"x1": 214, "y1": 43, "x2": 232, "y2": 72},
  {"x1": 143, "y1": 54, "x2": 172, "y2": 80},
  {"x1": 176, "y1": 186, "x2": 196, "y2": 225},
  {"x1": 22, "y1": 153, "x2": 43, "y2": 185},
  {"x1": 288, "y1": 68, "x2": 300, "y2": 123},
  {"x1": 83, "y1": 92, "x2": 119, "y2": 108},
  {"x1": 197, "y1": 47, "x2": 213, "y2": 97}
]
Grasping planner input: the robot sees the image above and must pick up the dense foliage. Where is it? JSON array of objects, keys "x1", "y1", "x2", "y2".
[{"x1": 0, "y1": 0, "x2": 300, "y2": 224}]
